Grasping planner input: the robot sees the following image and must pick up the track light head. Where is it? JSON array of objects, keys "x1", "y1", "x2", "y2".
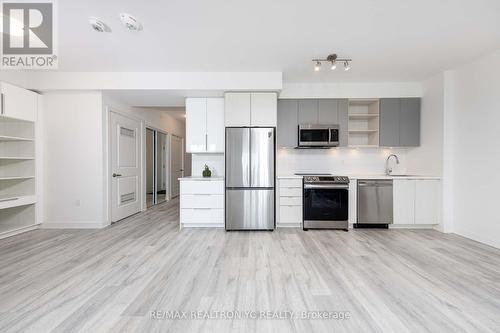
[
  {"x1": 330, "y1": 61, "x2": 337, "y2": 70},
  {"x1": 344, "y1": 61, "x2": 351, "y2": 71},
  {"x1": 314, "y1": 61, "x2": 321, "y2": 72}
]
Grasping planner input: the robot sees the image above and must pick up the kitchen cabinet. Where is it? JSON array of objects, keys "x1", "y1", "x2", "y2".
[
  {"x1": 179, "y1": 179, "x2": 225, "y2": 228},
  {"x1": 206, "y1": 98, "x2": 225, "y2": 152},
  {"x1": 400, "y1": 98, "x2": 420, "y2": 146},
  {"x1": 278, "y1": 99, "x2": 349, "y2": 147},
  {"x1": 379, "y1": 98, "x2": 420, "y2": 147},
  {"x1": 186, "y1": 98, "x2": 224, "y2": 153},
  {"x1": 415, "y1": 180, "x2": 440, "y2": 224},
  {"x1": 277, "y1": 100, "x2": 298, "y2": 148},
  {"x1": 224, "y1": 92, "x2": 277, "y2": 127},
  {"x1": 0, "y1": 82, "x2": 37, "y2": 122},
  {"x1": 393, "y1": 179, "x2": 440, "y2": 225},
  {"x1": 251, "y1": 93, "x2": 277, "y2": 126},
  {"x1": 393, "y1": 179, "x2": 416, "y2": 224},
  {"x1": 277, "y1": 177, "x2": 302, "y2": 226},
  {"x1": 298, "y1": 100, "x2": 318, "y2": 124}
]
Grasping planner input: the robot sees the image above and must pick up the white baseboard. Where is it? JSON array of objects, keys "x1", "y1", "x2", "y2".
[
  {"x1": 181, "y1": 224, "x2": 224, "y2": 229},
  {"x1": 41, "y1": 221, "x2": 107, "y2": 229},
  {"x1": 0, "y1": 224, "x2": 40, "y2": 240},
  {"x1": 454, "y1": 227, "x2": 500, "y2": 249},
  {"x1": 277, "y1": 223, "x2": 301, "y2": 228},
  {"x1": 389, "y1": 224, "x2": 437, "y2": 229}
]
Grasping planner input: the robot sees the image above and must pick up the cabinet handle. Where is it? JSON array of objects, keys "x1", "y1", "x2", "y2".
[
  {"x1": 193, "y1": 208, "x2": 211, "y2": 210},
  {"x1": 1, "y1": 93, "x2": 4, "y2": 115},
  {"x1": 205, "y1": 134, "x2": 208, "y2": 150}
]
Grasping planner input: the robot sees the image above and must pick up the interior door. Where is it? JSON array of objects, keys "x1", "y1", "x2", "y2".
[
  {"x1": 111, "y1": 112, "x2": 141, "y2": 222},
  {"x1": 170, "y1": 135, "x2": 184, "y2": 198}
]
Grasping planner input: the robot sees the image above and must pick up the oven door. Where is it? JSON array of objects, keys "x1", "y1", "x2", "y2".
[
  {"x1": 298, "y1": 128, "x2": 330, "y2": 146},
  {"x1": 303, "y1": 184, "x2": 349, "y2": 221}
]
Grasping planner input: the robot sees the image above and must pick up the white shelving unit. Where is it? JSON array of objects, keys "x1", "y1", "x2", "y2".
[
  {"x1": 348, "y1": 99, "x2": 380, "y2": 147},
  {"x1": 0, "y1": 116, "x2": 39, "y2": 239}
]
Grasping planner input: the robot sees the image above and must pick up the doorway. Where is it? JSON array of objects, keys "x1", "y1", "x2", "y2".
[
  {"x1": 146, "y1": 128, "x2": 170, "y2": 208},
  {"x1": 170, "y1": 135, "x2": 184, "y2": 198}
]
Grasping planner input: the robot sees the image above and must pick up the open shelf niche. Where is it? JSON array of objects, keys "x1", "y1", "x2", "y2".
[
  {"x1": 0, "y1": 117, "x2": 37, "y2": 239},
  {"x1": 348, "y1": 99, "x2": 380, "y2": 147}
]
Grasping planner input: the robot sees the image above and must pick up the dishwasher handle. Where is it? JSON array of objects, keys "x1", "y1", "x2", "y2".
[{"x1": 358, "y1": 180, "x2": 393, "y2": 186}]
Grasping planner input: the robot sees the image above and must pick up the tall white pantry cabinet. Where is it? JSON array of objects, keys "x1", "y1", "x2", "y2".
[{"x1": 0, "y1": 82, "x2": 42, "y2": 239}]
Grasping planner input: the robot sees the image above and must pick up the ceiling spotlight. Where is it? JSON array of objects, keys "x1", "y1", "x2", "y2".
[
  {"x1": 119, "y1": 13, "x2": 143, "y2": 31},
  {"x1": 89, "y1": 17, "x2": 111, "y2": 32},
  {"x1": 344, "y1": 61, "x2": 351, "y2": 71},
  {"x1": 312, "y1": 53, "x2": 352, "y2": 72}
]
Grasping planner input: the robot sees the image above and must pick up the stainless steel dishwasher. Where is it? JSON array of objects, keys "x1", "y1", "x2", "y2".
[{"x1": 356, "y1": 180, "x2": 393, "y2": 228}]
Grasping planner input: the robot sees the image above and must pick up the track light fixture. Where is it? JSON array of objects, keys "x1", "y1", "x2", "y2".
[{"x1": 312, "y1": 54, "x2": 352, "y2": 72}]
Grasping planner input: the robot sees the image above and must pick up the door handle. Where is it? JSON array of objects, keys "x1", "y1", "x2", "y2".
[{"x1": 112, "y1": 173, "x2": 122, "y2": 177}]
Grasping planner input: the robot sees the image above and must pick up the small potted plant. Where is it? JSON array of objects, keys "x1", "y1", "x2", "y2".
[{"x1": 202, "y1": 164, "x2": 212, "y2": 178}]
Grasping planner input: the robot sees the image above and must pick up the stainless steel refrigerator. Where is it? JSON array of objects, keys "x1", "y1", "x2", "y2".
[{"x1": 225, "y1": 127, "x2": 275, "y2": 230}]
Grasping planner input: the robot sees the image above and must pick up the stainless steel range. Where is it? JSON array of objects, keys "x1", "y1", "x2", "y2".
[{"x1": 302, "y1": 175, "x2": 349, "y2": 231}]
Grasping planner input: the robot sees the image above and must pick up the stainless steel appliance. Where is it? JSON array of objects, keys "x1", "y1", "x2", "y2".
[
  {"x1": 303, "y1": 175, "x2": 349, "y2": 230},
  {"x1": 225, "y1": 127, "x2": 275, "y2": 230},
  {"x1": 356, "y1": 180, "x2": 393, "y2": 228},
  {"x1": 298, "y1": 124, "x2": 339, "y2": 147}
]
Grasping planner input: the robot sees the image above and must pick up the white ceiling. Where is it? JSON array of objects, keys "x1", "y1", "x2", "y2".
[{"x1": 56, "y1": 0, "x2": 500, "y2": 83}]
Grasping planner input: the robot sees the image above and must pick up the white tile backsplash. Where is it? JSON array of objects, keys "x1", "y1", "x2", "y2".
[
  {"x1": 277, "y1": 147, "x2": 408, "y2": 175},
  {"x1": 191, "y1": 153, "x2": 225, "y2": 177}
]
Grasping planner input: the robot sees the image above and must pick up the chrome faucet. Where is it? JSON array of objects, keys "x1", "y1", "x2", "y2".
[{"x1": 386, "y1": 154, "x2": 400, "y2": 175}]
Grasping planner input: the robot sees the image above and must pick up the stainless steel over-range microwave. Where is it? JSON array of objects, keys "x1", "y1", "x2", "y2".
[{"x1": 298, "y1": 124, "x2": 339, "y2": 147}]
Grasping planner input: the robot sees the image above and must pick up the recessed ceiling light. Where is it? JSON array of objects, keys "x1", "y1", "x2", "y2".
[
  {"x1": 119, "y1": 13, "x2": 143, "y2": 31},
  {"x1": 89, "y1": 17, "x2": 111, "y2": 32}
]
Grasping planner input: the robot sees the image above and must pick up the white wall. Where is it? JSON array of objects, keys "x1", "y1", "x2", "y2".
[
  {"x1": 42, "y1": 91, "x2": 106, "y2": 228},
  {"x1": 406, "y1": 73, "x2": 444, "y2": 176},
  {"x1": 442, "y1": 49, "x2": 500, "y2": 248},
  {"x1": 280, "y1": 82, "x2": 422, "y2": 99}
]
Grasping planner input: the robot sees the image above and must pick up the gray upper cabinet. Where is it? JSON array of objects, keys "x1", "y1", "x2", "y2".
[
  {"x1": 338, "y1": 99, "x2": 349, "y2": 147},
  {"x1": 318, "y1": 100, "x2": 338, "y2": 124},
  {"x1": 379, "y1": 99, "x2": 400, "y2": 147},
  {"x1": 298, "y1": 100, "x2": 318, "y2": 124},
  {"x1": 379, "y1": 98, "x2": 420, "y2": 147},
  {"x1": 277, "y1": 99, "x2": 350, "y2": 147},
  {"x1": 277, "y1": 100, "x2": 299, "y2": 148},
  {"x1": 400, "y1": 98, "x2": 420, "y2": 146}
]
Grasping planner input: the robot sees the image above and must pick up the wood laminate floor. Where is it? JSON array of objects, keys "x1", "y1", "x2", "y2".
[{"x1": 1, "y1": 199, "x2": 499, "y2": 332}]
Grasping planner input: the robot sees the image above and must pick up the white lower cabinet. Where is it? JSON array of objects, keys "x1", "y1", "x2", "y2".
[
  {"x1": 180, "y1": 179, "x2": 224, "y2": 228},
  {"x1": 277, "y1": 178, "x2": 302, "y2": 226},
  {"x1": 393, "y1": 179, "x2": 441, "y2": 225}
]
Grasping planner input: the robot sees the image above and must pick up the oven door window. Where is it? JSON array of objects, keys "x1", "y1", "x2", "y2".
[
  {"x1": 300, "y1": 129, "x2": 329, "y2": 142},
  {"x1": 304, "y1": 188, "x2": 348, "y2": 221}
]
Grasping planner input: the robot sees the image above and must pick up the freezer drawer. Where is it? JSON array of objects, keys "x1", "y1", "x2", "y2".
[
  {"x1": 226, "y1": 189, "x2": 274, "y2": 230},
  {"x1": 357, "y1": 180, "x2": 393, "y2": 224}
]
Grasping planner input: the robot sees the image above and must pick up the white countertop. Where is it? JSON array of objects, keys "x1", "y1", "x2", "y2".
[
  {"x1": 179, "y1": 176, "x2": 224, "y2": 181},
  {"x1": 278, "y1": 174, "x2": 441, "y2": 180}
]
